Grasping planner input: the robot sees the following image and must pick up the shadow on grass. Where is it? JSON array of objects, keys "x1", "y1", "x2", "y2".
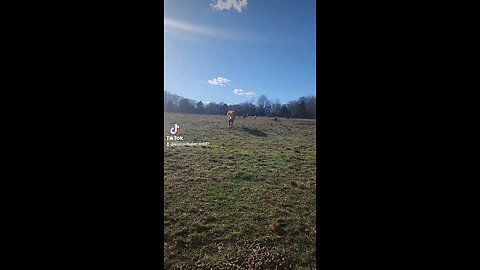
[
  {"x1": 229, "y1": 171, "x2": 255, "y2": 181},
  {"x1": 241, "y1": 127, "x2": 268, "y2": 137}
]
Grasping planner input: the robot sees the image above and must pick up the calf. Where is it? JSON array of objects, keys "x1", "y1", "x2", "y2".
[{"x1": 227, "y1": 110, "x2": 236, "y2": 128}]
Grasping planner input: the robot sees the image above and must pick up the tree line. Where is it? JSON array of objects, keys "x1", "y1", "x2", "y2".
[{"x1": 164, "y1": 91, "x2": 316, "y2": 119}]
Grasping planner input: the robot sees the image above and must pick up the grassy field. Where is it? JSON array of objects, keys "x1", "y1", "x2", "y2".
[{"x1": 164, "y1": 112, "x2": 316, "y2": 269}]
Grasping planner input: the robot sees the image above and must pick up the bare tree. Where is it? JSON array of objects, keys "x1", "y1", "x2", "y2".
[
  {"x1": 271, "y1": 99, "x2": 282, "y2": 116},
  {"x1": 257, "y1": 95, "x2": 269, "y2": 116}
]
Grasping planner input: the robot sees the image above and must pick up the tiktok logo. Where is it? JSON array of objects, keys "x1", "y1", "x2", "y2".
[{"x1": 170, "y1": 123, "x2": 180, "y2": 135}]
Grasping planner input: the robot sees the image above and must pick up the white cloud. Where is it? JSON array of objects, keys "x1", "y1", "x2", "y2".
[
  {"x1": 165, "y1": 18, "x2": 232, "y2": 39},
  {"x1": 211, "y1": 0, "x2": 248, "y2": 13},
  {"x1": 208, "y1": 76, "x2": 230, "y2": 86},
  {"x1": 233, "y1": 89, "x2": 255, "y2": 96},
  {"x1": 164, "y1": 18, "x2": 250, "y2": 41}
]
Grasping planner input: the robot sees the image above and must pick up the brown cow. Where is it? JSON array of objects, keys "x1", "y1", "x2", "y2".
[{"x1": 227, "y1": 110, "x2": 236, "y2": 128}]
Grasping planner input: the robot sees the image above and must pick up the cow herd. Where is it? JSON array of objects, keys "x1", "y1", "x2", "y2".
[{"x1": 226, "y1": 110, "x2": 271, "y2": 128}]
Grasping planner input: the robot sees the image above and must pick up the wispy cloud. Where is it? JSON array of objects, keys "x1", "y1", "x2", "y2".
[
  {"x1": 211, "y1": 0, "x2": 248, "y2": 13},
  {"x1": 233, "y1": 88, "x2": 255, "y2": 96},
  {"x1": 164, "y1": 18, "x2": 246, "y2": 41},
  {"x1": 208, "y1": 76, "x2": 230, "y2": 86}
]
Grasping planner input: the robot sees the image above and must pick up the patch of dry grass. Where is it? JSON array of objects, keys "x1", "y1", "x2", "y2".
[{"x1": 164, "y1": 113, "x2": 316, "y2": 269}]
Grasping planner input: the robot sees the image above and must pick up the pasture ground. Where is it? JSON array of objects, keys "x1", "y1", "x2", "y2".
[{"x1": 164, "y1": 112, "x2": 316, "y2": 269}]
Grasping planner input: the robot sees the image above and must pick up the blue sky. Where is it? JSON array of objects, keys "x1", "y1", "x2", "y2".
[{"x1": 164, "y1": 0, "x2": 316, "y2": 105}]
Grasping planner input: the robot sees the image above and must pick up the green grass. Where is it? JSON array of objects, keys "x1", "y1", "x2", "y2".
[
  {"x1": 229, "y1": 171, "x2": 254, "y2": 181},
  {"x1": 164, "y1": 113, "x2": 316, "y2": 269}
]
